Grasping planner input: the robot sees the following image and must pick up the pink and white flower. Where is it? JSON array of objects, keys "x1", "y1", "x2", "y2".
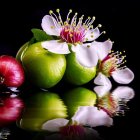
[
  {"x1": 41, "y1": 9, "x2": 106, "y2": 67},
  {"x1": 92, "y1": 41, "x2": 134, "y2": 85}
]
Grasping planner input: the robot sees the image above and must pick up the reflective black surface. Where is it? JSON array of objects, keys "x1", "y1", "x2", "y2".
[{"x1": 0, "y1": 0, "x2": 139, "y2": 140}]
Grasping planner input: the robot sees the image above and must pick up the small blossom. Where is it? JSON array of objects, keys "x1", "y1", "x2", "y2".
[{"x1": 93, "y1": 42, "x2": 134, "y2": 85}]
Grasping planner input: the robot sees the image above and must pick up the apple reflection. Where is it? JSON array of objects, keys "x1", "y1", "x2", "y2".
[
  {"x1": 17, "y1": 90, "x2": 68, "y2": 131},
  {"x1": 0, "y1": 95, "x2": 24, "y2": 127}
]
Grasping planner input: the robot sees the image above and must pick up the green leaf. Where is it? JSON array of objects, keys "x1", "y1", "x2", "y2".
[
  {"x1": 29, "y1": 37, "x2": 36, "y2": 45},
  {"x1": 31, "y1": 28, "x2": 53, "y2": 42}
]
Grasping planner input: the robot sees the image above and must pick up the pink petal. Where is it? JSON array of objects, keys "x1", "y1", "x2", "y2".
[
  {"x1": 72, "y1": 106, "x2": 113, "y2": 127},
  {"x1": 41, "y1": 15, "x2": 61, "y2": 36},
  {"x1": 73, "y1": 43, "x2": 98, "y2": 67},
  {"x1": 42, "y1": 118, "x2": 69, "y2": 132},
  {"x1": 112, "y1": 86, "x2": 135, "y2": 100},
  {"x1": 112, "y1": 68, "x2": 134, "y2": 84},
  {"x1": 84, "y1": 28, "x2": 100, "y2": 41},
  {"x1": 41, "y1": 40, "x2": 70, "y2": 54},
  {"x1": 91, "y1": 40, "x2": 113, "y2": 60},
  {"x1": 94, "y1": 72, "x2": 112, "y2": 87}
]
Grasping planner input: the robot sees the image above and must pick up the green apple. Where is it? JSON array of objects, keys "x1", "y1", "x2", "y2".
[
  {"x1": 63, "y1": 87, "x2": 97, "y2": 118},
  {"x1": 64, "y1": 53, "x2": 96, "y2": 85},
  {"x1": 17, "y1": 90, "x2": 67, "y2": 131},
  {"x1": 17, "y1": 42, "x2": 66, "y2": 89}
]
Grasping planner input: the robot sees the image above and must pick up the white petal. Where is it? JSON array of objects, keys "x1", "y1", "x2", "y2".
[
  {"x1": 94, "y1": 86, "x2": 111, "y2": 97},
  {"x1": 73, "y1": 43, "x2": 98, "y2": 67},
  {"x1": 71, "y1": 44, "x2": 80, "y2": 52},
  {"x1": 41, "y1": 40, "x2": 70, "y2": 54},
  {"x1": 112, "y1": 86, "x2": 135, "y2": 100},
  {"x1": 42, "y1": 118, "x2": 69, "y2": 132},
  {"x1": 72, "y1": 106, "x2": 113, "y2": 127},
  {"x1": 84, "y1": 28, "x2": 100, "y2": 41},
  {"x1": 94, "y1": 72, "x2": 112, "y2": 87},
  {"x1": 112, "y1": 68, "x2": 134, "y2": 84},
  {"x1": 41, "y1": 15, "x2": 61, "y2": 36},
  {"x1": 91, "y1": 40, "x2": 113, "y2": 60}
]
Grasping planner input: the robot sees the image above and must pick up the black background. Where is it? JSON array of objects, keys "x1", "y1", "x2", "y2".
[{"x1": 0, "y1": 0, "x2": 139, "y2": 140}]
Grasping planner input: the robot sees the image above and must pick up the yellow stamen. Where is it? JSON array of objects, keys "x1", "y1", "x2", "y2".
[
  {"x1": 49, "y1": 10, "x2": 53, "y2": 14},
  {"x1": 56, "y1": 9, "x2": 60, "y2": 13},
  {"x1": 69, "y1": 9, "x2": 72, "y2": 13},
  {"x1": 50, "y1": 26, "x2": 55, "y2": 29},
  {"x1": 98, "y1": 24, "x2": 102, "y2": 28}
]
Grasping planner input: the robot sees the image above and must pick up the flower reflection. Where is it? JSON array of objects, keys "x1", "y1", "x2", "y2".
[
  {"x1": 94, "y1": 86, "x2": 135, "y2": 116},
  {"x1": 42, "y1": 87, "x2": 113, "y2": 132},
  {"x1": 36, "y1": 126, "x2": 102, "y2": 140}
]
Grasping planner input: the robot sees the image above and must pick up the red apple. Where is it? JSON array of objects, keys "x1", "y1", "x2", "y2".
[{"x1": 0, "y1": 55, "x2": 25, "y2": 88}]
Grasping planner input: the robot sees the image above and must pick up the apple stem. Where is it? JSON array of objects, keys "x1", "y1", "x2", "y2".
[{"x1": 0, "y1": 76, "x2": 4, "y2": 84}]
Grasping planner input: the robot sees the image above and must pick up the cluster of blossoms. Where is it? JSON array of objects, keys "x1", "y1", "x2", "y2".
[
  {"x1": 40, "y1": 9, "x2": 135, "y2": 132},
  {"x1": 41, "y1": 9, "x2": 134, "y2": 86}
]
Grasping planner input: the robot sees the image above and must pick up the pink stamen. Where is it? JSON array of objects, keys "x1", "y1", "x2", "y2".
[{"x1": 60, "y1": 26, "x2": 86, "y2": 43}]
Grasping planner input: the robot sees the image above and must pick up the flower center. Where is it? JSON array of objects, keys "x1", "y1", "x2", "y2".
[
  {"x1": 60, "y1": 25, "x2": 86, "y2": 43},
  {"x1": 49, "y1": 9, "x2": 97, "y2": 44},
  {"x1": 99, "y1": 50, "x2": 127, "y2": 77}
]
